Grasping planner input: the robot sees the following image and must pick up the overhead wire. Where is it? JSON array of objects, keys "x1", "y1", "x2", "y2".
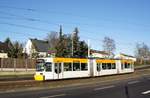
[
  {"x1": 0, "y1": 21, "x2": 51, "y2": 32},
  {"x1": 0, "y1": 5, "x2": 137, "y2": 46},
  {"x1": 0, "y1": 5, "x2": 149, "y2": 28}
]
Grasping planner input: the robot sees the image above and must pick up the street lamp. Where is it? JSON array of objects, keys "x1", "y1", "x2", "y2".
[{"x1": 71, "y1": 32, "x2": 75, "y2": 57}]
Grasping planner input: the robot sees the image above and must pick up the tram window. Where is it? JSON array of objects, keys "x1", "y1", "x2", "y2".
[
  {"x1": 81, "y1": 63, "x2": 88, "y2": 71},
  {"x1": 73, "y1": 62, "x2": 80, "y2": 71},
  {"x1": 125, "y1": 62, "x2": 130, "y2": 68},
  {"x1": 45, "y1": 62, "x2": 52, "y2": 72},
  {"x1": 64, "y1": 63, "x2": 72, "y2": 71},
  {"x1": 97, "y1": 63, "x2": 101, "y2": 71},
  {"x1": 111, "y1": 63, "x2": 116, "y2": 69},
  {"x1": 107, "y1": 63, "x2": 111, "y2": 69},
  {"x1": 124, "y1": 63, "x2": 127, "y2": 68},
  {"x1": 102, "y1": 63, "x2": 107, "y2": 70},
  {"x1": 128, "y1": 63, "x2": 131, "y2": 68},
  {"x1": 36, "y1": 62, "x2": 45, "y2": 71},
  {"x1": 121, "y1": 63, "x2": 124, "y2": 69}
]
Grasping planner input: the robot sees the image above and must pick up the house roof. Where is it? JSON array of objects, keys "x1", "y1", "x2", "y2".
[
  {"x1": 120, "y1": 53, "x2": 135, "y2": 58},
  {"x1": 90, "y1": 49, "x2": 109, "y2": 55},
  {"x1": 0, "y1": 41, "x2": 8, "y2": 52},
  {"x1": 30, "y1": 39, "x2": 49, "y2": 52}
]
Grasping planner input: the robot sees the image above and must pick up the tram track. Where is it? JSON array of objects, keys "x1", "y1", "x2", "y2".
[
  {"x1": 0, "y1": 65, "x2": 149, "y2": 82},
  {"x1": 0, "y1": 77, "x2": 33, "y2": 82},
  {"x1": 0, "y1": 67, "x2": 149, "y2": 92}
]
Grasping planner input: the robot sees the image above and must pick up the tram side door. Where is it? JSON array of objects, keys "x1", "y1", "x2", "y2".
[
  {"x1": 97, "y1": 63, "x2": 101, "y2": 76},
  {"x1": 89, "y1": 59, "x2": 94, "y2": 76},
  {"x1": 54, "y1": 63, "x2": 63, "y2": 79}
]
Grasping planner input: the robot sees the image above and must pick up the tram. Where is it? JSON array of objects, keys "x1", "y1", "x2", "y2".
[{"x1": 34, "y1": 57, "x2": 134, "y2": 81}]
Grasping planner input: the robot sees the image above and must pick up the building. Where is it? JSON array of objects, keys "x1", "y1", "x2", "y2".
[
  {"x1": 0, "y1": 53, "x2": 8, "y2": 58},
  {"x1": 114, "y1": 53, "x2": 136, "y2": 61},
  {"x1": 90, "y1": 49, "x2": 109, "y2": 58},
  {"x1": 0, "y1": 41, "x2": 8, "y2": 58},
  {"x1": 23, "y1": 38, "x2": 50, "y2": 58}
]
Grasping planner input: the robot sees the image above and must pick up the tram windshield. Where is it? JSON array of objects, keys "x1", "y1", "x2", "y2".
[{"x1": 36, "y1": 59, "x2": 45, "y2": 71}]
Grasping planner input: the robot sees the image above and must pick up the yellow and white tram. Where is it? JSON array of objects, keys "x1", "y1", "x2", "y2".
[{"x1": 34, "y1": 57, "x2": 134, "y2": 81}]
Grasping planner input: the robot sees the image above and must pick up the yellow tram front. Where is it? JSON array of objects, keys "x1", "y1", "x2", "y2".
[{"x1": 34, "y1": 59, "x2": 45, "y2": 81}]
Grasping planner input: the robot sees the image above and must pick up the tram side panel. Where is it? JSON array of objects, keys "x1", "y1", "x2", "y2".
[
  {"x1": 57, "y1": 58, "x2": 90, "y2": 79},
  {"x1": 93, "y1": 59, "x2": 119, "y2": 76},
  {"x1": 63, "y1": 68, "x2": 90, "y2": 79},
  {"x1": 118, "y1": 60, "x2": 134, "y2": 74},
  {"x1": 99, "y1": 62, "x2": 118, "y2": 76}
]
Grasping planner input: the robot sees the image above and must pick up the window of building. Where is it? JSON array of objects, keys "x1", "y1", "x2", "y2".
[{"x1": 64, "y1": 63, "x2": 72, "y2": 71}]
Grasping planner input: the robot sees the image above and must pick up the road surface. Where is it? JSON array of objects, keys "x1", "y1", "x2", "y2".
[{"x1": 0, "y1": 75, "x2": 150, "y2": 98}]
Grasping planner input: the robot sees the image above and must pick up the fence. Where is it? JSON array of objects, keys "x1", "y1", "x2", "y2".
[{"x1": 0, "y1": 58, "x2": 36, "y2": 71}]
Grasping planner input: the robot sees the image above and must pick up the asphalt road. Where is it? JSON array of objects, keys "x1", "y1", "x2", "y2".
[{"x1": 0, "y1": 75, "x2": 150, "y2": 98}]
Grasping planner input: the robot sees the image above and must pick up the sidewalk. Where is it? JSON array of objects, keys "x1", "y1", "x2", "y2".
[
  {"x1": 135, "y1": 64, "x2": 150, "y2": 70},
  {"x1": 0, "y1": 68, "x2": 35, "y2": 71},
  {"x1": 0, "y1": 69, "x2": 35, "y2": 81}
]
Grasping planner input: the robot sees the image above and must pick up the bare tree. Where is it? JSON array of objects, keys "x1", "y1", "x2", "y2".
[
  {"x1": 103, "y1": 36, "x2": 116, "y2": 58},
  {"x1": 45, "y1": 31, "x2": 59, "y2": 50},
  {"x1": 135, "y1": 43, "x2": 150, "y2": 64}
]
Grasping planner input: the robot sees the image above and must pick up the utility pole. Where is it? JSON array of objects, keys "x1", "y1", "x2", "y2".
[
  {"x1": 59, "y1": 25, "x2": 63, "y2": 38},
  {"x1": 88, "y1": 39, "x2": 90, "y2": 58},
  {"x1": 71, "y1": 32, "x2": 75, "y2": 57}
]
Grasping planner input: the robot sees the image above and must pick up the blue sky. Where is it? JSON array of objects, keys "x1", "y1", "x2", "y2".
[{"x1": 0, "y1": 0, "x2": 150, "y2": 55}]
